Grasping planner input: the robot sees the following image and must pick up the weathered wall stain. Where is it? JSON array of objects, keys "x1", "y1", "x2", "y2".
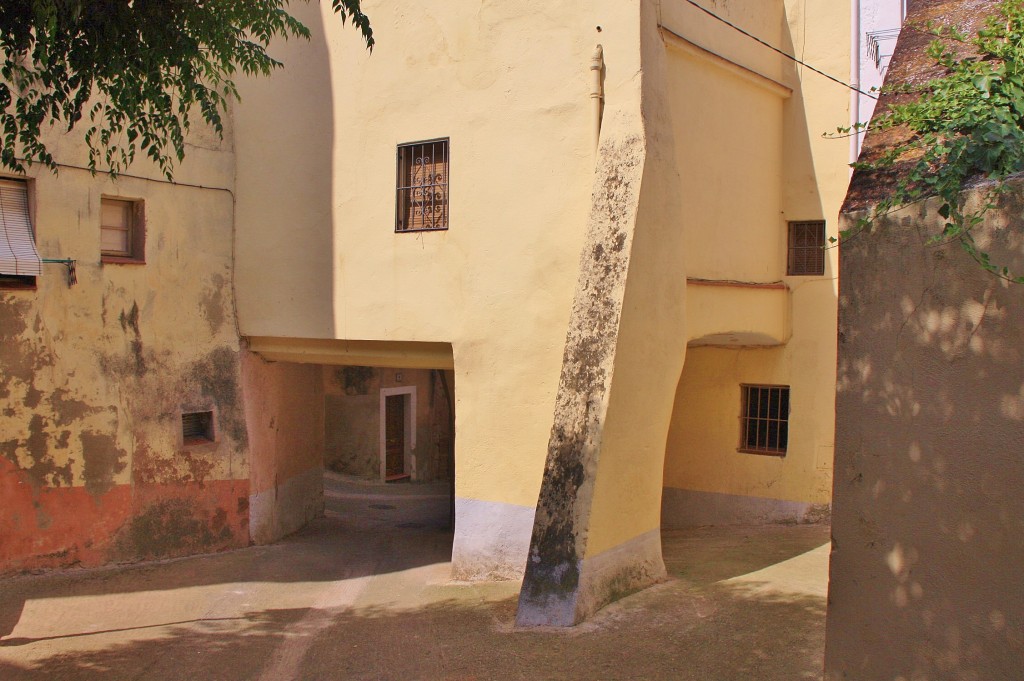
[
  {"x1": 80, "y1": 431, "x2": 127, "y2": 496},
  {"x1": 192, "y1": 347, "x2": 248, "y2": 448},
  {"x1": 0, "y1": 299, "x2": 55, "y2": 401},
  {"x1": 339, "y1": 366, "x2": 374, "y2": 395},
  {"x1": 1, "y1": 414, "x2": 74, "y2": 489},
  {"x1": 119, "y1": 301, "x2": 140, "y2": 335},
  {"x1": 116, "y1": 301, "x2": 146, "y2": 376},
  {"x1": 0, "y1": 110, "x2": 248, "y2": 574},
  {"x1": 200, "y1": 273, "x2": 227, "y2": 335},
  {"x1": 23, "y1": 386, "x2": 42, "y2": 408},
  {"x1": 49, "y1": 388, "x2": 105, "y2": 426},
  {"x1": 133, "y1": 441, "x2": 216, "y2": 486},
  {"x1": 519, "y1": 134, "x2": 643, "y2": 618},
  {"x1": 114, "y1": 498, "x2": 221, "y2": 560}
]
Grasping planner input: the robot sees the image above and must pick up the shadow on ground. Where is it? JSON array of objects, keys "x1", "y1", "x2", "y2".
[
  {"x1": 662, "y1": 524, "x2": 831, "y2": 585},
  {"x1": 0, "y1": 582, "x2": 825, "y2": 681},
  {"x1": 0, "y1": 477, "x2": 830, "y2": 680}
]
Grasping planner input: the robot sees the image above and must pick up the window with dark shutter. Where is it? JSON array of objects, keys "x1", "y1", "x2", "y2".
[{"x1": 787, "y1": 220, "x2": 825, "y2": 276}]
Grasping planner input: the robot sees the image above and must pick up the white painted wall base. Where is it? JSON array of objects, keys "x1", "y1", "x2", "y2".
[{"x1": 450, "y1": 497, "x2": 536, "y2": 581}]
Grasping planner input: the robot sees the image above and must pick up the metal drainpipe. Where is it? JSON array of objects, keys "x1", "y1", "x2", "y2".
[
  {"x1": 591, "y1": 44, "x2": 605, "y2": 154},
  {"x1": 850, "y1": 0, "x2": 862, "y2": 168}
]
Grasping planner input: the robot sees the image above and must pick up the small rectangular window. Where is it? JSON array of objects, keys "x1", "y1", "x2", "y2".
[
  {"x1": 787, "y1": 220, "x2": 825, "y2": 276},
  {"x1": 396, "y1": 139, "x2": 449, "y2": 232},
  {"x1": 0, "y1": 178, "x2": 41, "y2": 289},
  {"x1": 739, "y1": 384, "x2": 789, "y2": 455},
  {"x1": 182, "y1": 411, "x2": 215, "y2": 444},
  {"x1": 101, "y1": 197, "x2": 145, "y2": 262}
]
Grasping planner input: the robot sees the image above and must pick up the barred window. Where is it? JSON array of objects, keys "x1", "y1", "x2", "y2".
[
  {"x1": 739, "y1": 385, "x2": 789, "y2": 455},
  {"x1": 787, "y1": 220, "x2": 825, "y2": 276},
  {"x1": 396, "y1": 139, "x2": 449, "y2": 232}
]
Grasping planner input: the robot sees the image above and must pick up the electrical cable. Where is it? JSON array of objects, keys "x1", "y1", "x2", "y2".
[
  {"x1": 15, "y1": 157, "x2": 234, "y2": 195},
  {"x1": 682, "y1": 0, "x2": 878, "y2": 100}
]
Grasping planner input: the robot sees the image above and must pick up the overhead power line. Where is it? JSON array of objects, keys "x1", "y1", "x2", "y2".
[{"x1": 682, "y1": 0, "x2": 878, "y2": 100}]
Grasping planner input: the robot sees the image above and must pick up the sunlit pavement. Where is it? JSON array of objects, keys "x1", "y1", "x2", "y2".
[{"x1": 0, "y1": 475, "x2": 830, "y2": 680}]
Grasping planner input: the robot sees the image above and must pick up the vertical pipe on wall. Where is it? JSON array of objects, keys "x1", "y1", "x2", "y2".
[
  {"x1": 850, "y1": 0, "x2": 862, "y2": 167},
  {"x1": 591, "y1": 44, "x2": 605, "y2": 154}
]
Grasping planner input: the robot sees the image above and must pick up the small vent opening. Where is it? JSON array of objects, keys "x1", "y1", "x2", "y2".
[{"x1": 182, "y1": 411, "x2": 215, "y2": 444}]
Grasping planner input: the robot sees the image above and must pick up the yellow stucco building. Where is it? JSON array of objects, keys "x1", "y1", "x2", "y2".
[{"x1": 1, "y1": 0, "x2": 849, "y2": 624}]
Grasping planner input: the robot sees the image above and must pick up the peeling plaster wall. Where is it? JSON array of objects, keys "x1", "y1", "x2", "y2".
[
  {"x1": 825, "y1": 184, "x2": 1024, "y2": 679},
  {"x1": 0, "y1": 133, "x2": 247, "y2": 572}
]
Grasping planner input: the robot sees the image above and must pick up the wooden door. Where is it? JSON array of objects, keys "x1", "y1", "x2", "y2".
[{"x1": 385, "y1": 395, "x2": 405, "y2": 477}]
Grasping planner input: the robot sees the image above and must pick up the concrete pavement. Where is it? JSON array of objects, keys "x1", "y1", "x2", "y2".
[{"x1": 0, "y1": 475, "x2": 830, "y2": 680}]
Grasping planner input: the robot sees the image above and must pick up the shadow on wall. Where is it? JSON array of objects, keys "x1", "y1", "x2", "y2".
[
  {"x1": 779, "y1": 10, "x2": 832, "y2": 250},
  {"x1": 233, "y1": 1, "x2": 337, "y2": 337},
  {"x1": 826, "y1": 187, "x2": 1024, "y2": 680}
]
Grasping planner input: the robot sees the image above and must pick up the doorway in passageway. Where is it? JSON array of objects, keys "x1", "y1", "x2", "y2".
[{"x1": 323, "y1": 364, "x2": 456, "y2": 541}]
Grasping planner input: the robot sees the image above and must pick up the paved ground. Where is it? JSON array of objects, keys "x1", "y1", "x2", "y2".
[{"x1": 0, "y1": 474, "x2": 831, "y2": 680}]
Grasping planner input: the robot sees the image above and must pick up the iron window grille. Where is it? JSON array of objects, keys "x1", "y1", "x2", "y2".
[
  {"x1": 787, "y1": 220, "x2": 826, "y2": 276},
  {"x1": 739, "y1": 384, "x2": 790, "y2": 455},
  {"x1": 396, "y1": 139, "x2": 449, "y2": 232},
  {"x1": 182, "y1": 411, "x2": 215, "y2": 444}
]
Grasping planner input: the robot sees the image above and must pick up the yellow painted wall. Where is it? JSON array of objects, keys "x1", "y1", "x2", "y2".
[
  {"x1": 663, "y1": 346, "x2": 833, "y2": 503},
  {"x1": 230, "y1": 0, "x2": 848, "y2": 580},
  {"x1": 665, "y1": 40, "x2": 786, "y2": 280},
  {"x1": 234, "y1": 0, "x2": 637, "y2": 513},
  {"x1": 582, "y1": 0, "x2": 687, "y2": 560},
  {"x1": 660, "y1": 0, "x2": 847, "y2": 511}
]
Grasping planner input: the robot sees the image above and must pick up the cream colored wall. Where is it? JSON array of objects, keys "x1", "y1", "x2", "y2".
[
  {"x1": 659, "y1": 0, "x2": 848, "y2": 513},
  {"x1": 234, "y1": 0, "x2": 625, "y2": 519}
]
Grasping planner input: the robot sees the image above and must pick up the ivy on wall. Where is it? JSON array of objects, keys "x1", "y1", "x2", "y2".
[{"x1": 840, "y1": 0, "x2": 1024, "y2": 283}]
